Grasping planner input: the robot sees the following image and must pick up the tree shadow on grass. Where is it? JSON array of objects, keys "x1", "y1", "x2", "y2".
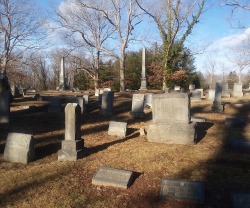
[{"x1": 85, "y1": 133, "x2": 140, "y2": 156}]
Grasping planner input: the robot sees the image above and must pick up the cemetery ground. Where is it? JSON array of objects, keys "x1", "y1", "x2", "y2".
[{"x1": 1, "y1": 91, "x2": 250, "y2": 208}]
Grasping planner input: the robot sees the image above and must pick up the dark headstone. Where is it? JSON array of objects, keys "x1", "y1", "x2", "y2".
[
  {"x1": 92, "y1": 166, "x2": 134, "y2": 189},
  {"x1": 232, "y1": 193, "x2": 250, "y2": 208},
  {"x1": 161, "y1": 179, "x2": 205, "y2": 203}
]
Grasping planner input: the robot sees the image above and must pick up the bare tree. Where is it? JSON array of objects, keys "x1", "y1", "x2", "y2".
[
  {"x1": 54, "y1": 0, "x2": 142, "y2": 91},
  {"x1": 204, "y1": 53, "x2": 218, "y2": 88},
  {"x1": 136, "y1": 0, "x2": 205, "y2": 89},
  {"x1": 0, "y1": 0, "x2": 47, "y2": 75}
]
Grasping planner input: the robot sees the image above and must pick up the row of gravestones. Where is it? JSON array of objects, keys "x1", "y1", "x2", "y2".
[{"x1": 92, "y1": 166, "x2": 249, "y2": 207}]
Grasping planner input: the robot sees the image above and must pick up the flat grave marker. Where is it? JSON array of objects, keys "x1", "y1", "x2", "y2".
[
  {"x1": 92, "y1": 166, "x2": 134, "y2": 189},
  {"x1": 108, "y1": 121, "x2": 127, "y2": 137},
  {"x1": 160, "y1": 179, "x2": 205, "y2": 203}
]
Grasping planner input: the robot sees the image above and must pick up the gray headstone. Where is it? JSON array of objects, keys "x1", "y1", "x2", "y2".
[
  {"x1": 208, "y1": 89, "x2": 215, "y2": 100},
  {"x1": 233, "y1": 83, "x2": 243, "y2": 97},
  {"x1": 58, "y1": 57, "x2": 66, "y2": 90},
  {"x1": 83, "y1": 94, "x2": 89, "y2": 104},
  {"x1": 100, "y1": 91, "x2": 114, "y2": 115},
  {"x1": 131, "y1": 94, "x2": 145, "y2": 118},
  {"x1": 92, "y1": 166, "x2": 134, "y2": 189},
  {"x1": 189, "y1": 84, "x2": 195, "y2": 90},
  {"x1": 58, "y1": 103, "x2": 84, "y2": 161},
  {"x1": 211, "y1": 82, "x2": 223, "y2": 112},
  {"x1": 147, "y1": 93, "x2": 195, "y2": 144},
  {"x1": 232, "y1": 193, "x2": 250, "y2": 208},
  {"x1": 191, "y1": 90, "x2": 202, "y2": 100},
  {"x1": 161, "y1": 179, "x2": 205, "y2": 203},
  {"x1": 4, "y1": 133, "x2": 35, "y2": 164},
  {"x1": 108, "y1": 121, "x2": 127, "y2": 137},
  {"x1": 0, "y1": 90, "x2": 11, "y2": 124},
  {"x1": 174, "y1": 86, "x2": 181, "y2": 91},
  {"x1": 95, "y1": 88, "x2": 100, "y2": 96},
  {"x1": 74, "y1": 96, "x2": 85, "y2": 114},
  {"x1": 144, "y1": 93, "x2": 153, "y2": 108},
  {"x1": 222, "y1": 82, "x2": 230, "y2": 98},
  {"x1": 48, "y1": 97, "x2": 62, "y2": 113}
]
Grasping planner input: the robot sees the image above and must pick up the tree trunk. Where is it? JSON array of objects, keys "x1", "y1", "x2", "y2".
[{"x1": 119, "y1": 57, "x2": 125, "y2": 92}]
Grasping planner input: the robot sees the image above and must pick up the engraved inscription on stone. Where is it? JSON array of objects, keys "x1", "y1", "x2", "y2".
[
  {"x1": 232, "y1": 193, "x2": 250, "y2": 208},
  {"x1": 92, "y1": 166, "x2": 133, "y2": 189},
  {"x1": 161, "y1": 179, "x2": 204, "y2": 203}
]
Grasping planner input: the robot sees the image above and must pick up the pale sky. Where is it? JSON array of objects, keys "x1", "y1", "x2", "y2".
[{"x1": 38, "y1": 0, "x2": 250, "y2": 75}]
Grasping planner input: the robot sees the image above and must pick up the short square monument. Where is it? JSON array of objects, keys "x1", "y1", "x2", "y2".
[{"x1": 147, "y1": 93, "x2": 195, "y2": 144}]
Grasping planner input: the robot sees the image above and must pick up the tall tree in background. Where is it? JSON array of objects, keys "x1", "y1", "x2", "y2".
[
  {"x1": 136, "y1": 0, "x2": 205, "y2": 89},
  {"x1": 55, "y1": 0, "x2": 142, "y2": 92},
  {"x1": 0, "y1": 0, "x2": 46, "y2": 75}
]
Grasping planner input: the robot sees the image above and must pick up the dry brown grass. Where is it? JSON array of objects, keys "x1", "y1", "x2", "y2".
[{"x1": 1, "y1": 91, "x2": 250, "y2": 207}]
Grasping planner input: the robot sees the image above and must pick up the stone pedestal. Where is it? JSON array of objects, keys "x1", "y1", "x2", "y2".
[
  {"x1": 58, "y1": 103, "x2": 84, "y2": 161},
  {"x1": 139, "y1": 78, "x2": 147, "y2": 90}
]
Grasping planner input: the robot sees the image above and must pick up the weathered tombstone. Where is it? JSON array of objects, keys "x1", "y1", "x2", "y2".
[
  {"x1": 191, "y1": 89, "x2": 202, "y2": 100},
  {"x1": 131, "y1": 94, "x2": 145, "y2": 118},
  {"x1": 57, "y1": 57, "x2": 66, "y2": 91},
  {"x1": 95, "y1": 88, "x2": 100, "y2": 96},
  {"x1": 147, "y1": 93, "x2": 195, "y2": 144},
  {"x1": 58, "y1": 103, "x2": 84, "y2": 161},
  {"x1": 144, "y1": 93, "x2": 153, "y2": 108},
  {"x1": 48, "y1": 96, "x2": 62, "y2": 113},
  {"x1": 222, "y1": 82, "x2": 230, "y2": 98},
  {"x1": 232, "y1": 193, "x2": 250, "y2": 208},
  {"x1": 92, "y1": 166, "x2": 134, "y2": 189},
  {"x1": 233, "y1": 83, "x2": 243, "y2": 97},
  {"x1": 0, "y1": 90, "x2": 11, "y2": 124},
  {"x1": 139, "y1": 47, "x2": 147, "y2": 90},
  {"x1": 83, "y1": 94, "x2": 89, "y2": 104},
  {"x1": 189, "y1": 84, "x2": 195, "y2": 91},
  {"x1": 74, "y1": 96, "x2": 85, "y2": 114},
  {"x1": 108, "y1": 121, "x2": 127, "y2": 137},
  {"x1": 100, "y1": 91, "x2": 114, "y2": 115},
  {"x1": 174, "y1": 86, "x2": 181, "y2": 91},
  {"x1": 208, "y1": 89, "x2": 215, "y2": 100},
  {"x1": 160, "y1": 179, "x2": 205, "y2": 203},
  {"x1": 211, "y1": 82, "x2": 223, "y2": 112},
  {"x1": 4, "y1": 133, "x2": 35, "y2": 164},
  {"x1": 10, "y1": 85, "x2": 20, "y2": 98}
]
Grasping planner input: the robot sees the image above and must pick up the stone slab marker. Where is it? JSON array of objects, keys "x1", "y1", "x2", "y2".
[
  {"x1": 139, "y1": 47, "x2": 147, "y2": 90},
  {"x1": 233, "y1": 83, "x2": 243, "y2": 97},
  {"x1": 161, "y1": 179, "x2": 205, "y2": 203},
  {"x1": 0, "y1": 90, "x2": 11, "y2": 123},
  {"x1": 222, "y1": 82, "x2": 230, "y2": 98},
  {"x1": 211, "y1": 82, "x2": 223, "y2": 112},
  {"x1": 92, "y1": 166, "x2": 134, "y2": 189},
  {"x1": 58, "y1": 103, "x2": 84, "y2": 161},
  {"x1": 131, "y1": 94, "x2": 145, "y2": 118},
  {"x1": 4, "y1": 133, "x2": 35, "y2": 164},
  {"x1": 108, "y1": 121, "x2": 127, "y2": 137},
  {"x1": 147, "y1": 93, "x2": 195, "y2": 144}
]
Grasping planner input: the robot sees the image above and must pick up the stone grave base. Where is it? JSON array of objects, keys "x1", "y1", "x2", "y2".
[
  {"x1": 58, "y1": 140, "x2": 84, "y2": 161},
  {"x1": 232, "y1": 92, "x2": 243, "y2": 97},
  {"x1": 147, "y1": 122, "x2": 196, "y2": 144}
]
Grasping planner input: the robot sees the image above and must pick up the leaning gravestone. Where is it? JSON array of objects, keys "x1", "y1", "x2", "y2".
[
  {"x1": 0, "y1": 90, "x2": 11, "y2": 124},
  {"x1": 161, "y1": 179, "x2": 205, "y2": 203},
  {"x1": 147, "y1": 93, "x2": 195, "y2": 144},
  {"x1": 58, "y1": 103, "x2": 84, "y2": 161},
  {"x1": 131, "y1": 94, "x2": 145, "y2": 118},
  {"x1": 92, "y1": 166, "x2": 134, "y2": 189},
  {"x1": 100, "y1": 91, "x2": 114, "y2": 115},
  {"x1": 108, "y1": 121, "x2": 127, "y2": 137},
  {"x1": 233, "y1": 83, "x2": 243, "y2": 98},
  {"x1": 211, "y1": 82, "x2": 223, "y2": 112},
  {"x1": 4, "y1": 133, "x2": 35, "y2": 164}
]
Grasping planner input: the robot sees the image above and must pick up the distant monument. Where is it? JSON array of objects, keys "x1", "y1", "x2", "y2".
[
  {"x1": 139, "y1": 47, "x2": 147, "y2": 90},
  {"x1": 57, "y1": 57, "x2": 66, "y2": 90}
]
